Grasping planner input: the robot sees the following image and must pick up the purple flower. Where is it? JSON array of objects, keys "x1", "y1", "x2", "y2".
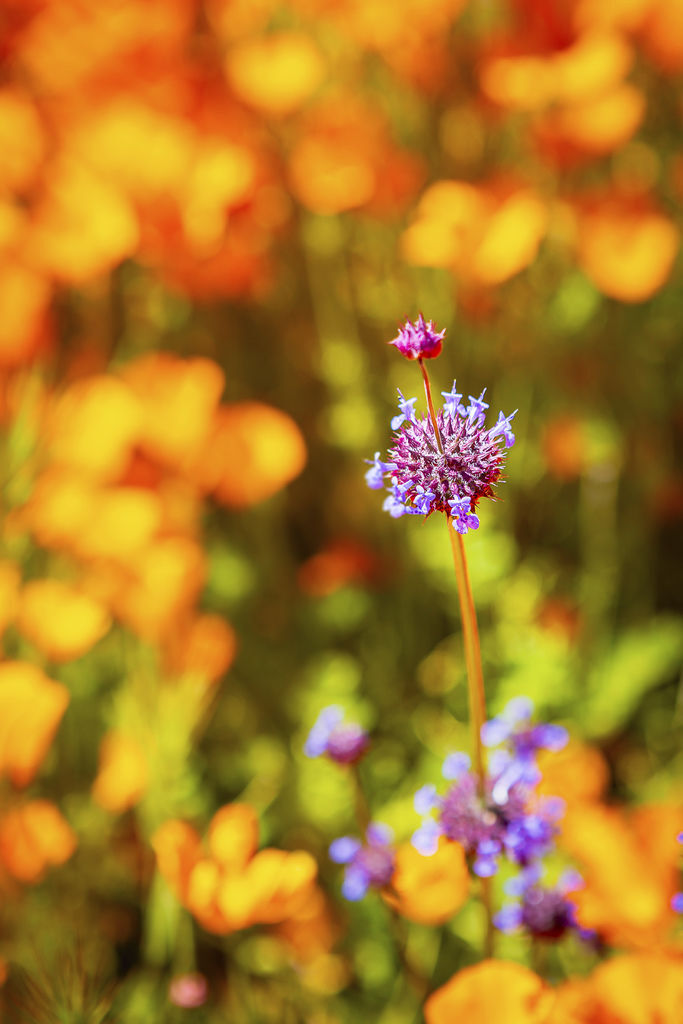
[
  {"x1": 449, "y1": 496, "x2": 480, "y2": 536},
  {"x1": 389, "y1": 314, "x2": 445, "y2": 361},
  {"x1": 441, "y1": 381, "x2": 464, "y2": 419},
  {"x1": 671, "y1": 893, "x2": 683, "y2": 913},
  {"x1": 411, "y1": 702, "x2": 568, "y2": 877},
  {"x1": 391, "y1": 389, "x2": 418, "y2": 431},
  {"x1": 330, "y1": 823, "x2": 396, "y2": 901},
  {"x1": 304, "y1": 706, "x2": 369, "y2": 764},
  {"x1": 494, "y1": 868, "x2": 588, "y2": 942},
  {"x1": 366, "y1": 381, "x2": 516, "y2": 527},
  {"x1": 365, "y1": 451, "x2": 396, "y2": 491}
]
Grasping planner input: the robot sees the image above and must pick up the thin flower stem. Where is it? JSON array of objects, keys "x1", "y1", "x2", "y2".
[
  {"x1": 418, "y1": 358, "x2": 443, "y2": 454},
  {"x1": 446, "y1": 527, "x2": 487, "y2": 784},
  {"x1": 417, "y1": 356, "x2": 494, "y2": 958}
]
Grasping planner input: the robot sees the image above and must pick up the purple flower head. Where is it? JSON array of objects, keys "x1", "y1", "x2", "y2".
[
  {"x1": 495, "y1": 868, "x2": 587, "y2": 942},
  {"x1": 389, "y1": 314, "x2": 445, "y2": 361},
  {"x1": 671, "y1": 893, "x2": 683, "y2": 913},
  {"x1": 304, "y1": 706, "x2": 369, "y2": 764},
  {"x1": 330, "y1": 823, "x2": 395, "y2": 901},
  {"x1": 367, "y1": 389, "x2": 515, "y2": 523}
]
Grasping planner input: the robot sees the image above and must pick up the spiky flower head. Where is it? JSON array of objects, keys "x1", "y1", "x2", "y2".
[
  {"x1": 389, "y1": 314, "x2": 446, "y2": 360},
  {"x1": 366, "y1": 380, "x2": 516, "y2": 533}
]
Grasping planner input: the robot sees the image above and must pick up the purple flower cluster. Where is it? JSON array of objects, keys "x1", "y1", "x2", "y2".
[
  {"x1": 494, "y1": 865, "x2": 589, "y2": 941},
  {"x1": 329, "y1": 823, "x2": 396, "y2": 901},
  {"x1": 412, "y1": 699, "x2": 568, "y2": 878},
  {"x1": 365, "y1": 362, "x2": 516, "y2": 533},
  {"x1": 304, "y1": 706, "x2": 369, "y2": 765},
  {"x1": 389, "y1": 314, "x2": 445, "y2": 361}
]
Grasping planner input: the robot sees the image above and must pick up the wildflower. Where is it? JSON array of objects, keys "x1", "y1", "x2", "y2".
[
  {"x1": 482, "y1": 697, "x2": 569, "y2": 802},
  {"x1": 329, "y1": 823, "x2": 395, "y2": 901},
  {"x1": 494, "y1": 866, "x2": 591, "y2": 941},
  {"x1": 389, "y1": 313, "x2": 445, "y2": 360},
  {"x1": 366, "y1": 359, "x2": 516, "y2": 533},
  {"x1": 424, "y1": 960, "x2": 552, "y2": 1024},
  {"x1": 304, "y1": 706, "x2": 369, "y2": 764},
  {"x1": 169, "y1": 973, "x2": 208, "y2": 1008},
  {"x1": 412, "y1": 701, "x2": 567, "y2": 877}
]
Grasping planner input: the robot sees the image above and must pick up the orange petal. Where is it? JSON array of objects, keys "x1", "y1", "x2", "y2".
[
  {"x1": 0, "y1": 800, "x2": 76, "y2": 882},
  {"x1": 227, "y1": 32, "x2": 324, "y2": 116},
  {"x1": 208, "y1": 804, "x2": 259, "y2": 872},
  {"x1": 92, "y1": 731, "x2": 149, "y2": 813},
  {"x1": 152, "y1": 820, "x2": 203, "y2": 902},
  {"x1": 17, "y1": 579, "x2": 111, "y2": 662},
  {"x1": 0, "y1": 662, "x2": 69, "y2": 787},
  {"x1": 193, "y1": 402, "x2": 306, "y2": 507},
  {"x1": 425, "y1": 960, "x2": 551, "y2": 1023},
  {"x1": 387, "y1": 838, "x2": 470, "y2": 925}
]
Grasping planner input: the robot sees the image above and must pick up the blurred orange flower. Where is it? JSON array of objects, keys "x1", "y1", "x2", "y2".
[
  {"x1": 0, "y1": 560, "x2": 20, "y2": 641},
  {"x1": 121, "y1": 353, "x2": 225, "y2": 471},
  {"x1": 0, "y1": 662, "x2": 69, "y2": 787},
  {"x1": 386, "y1": 837, "x2": 470, "y2": 925},
  {"x1": 153, "y1": 803, "x2": 319, "y2": 936},
  {"x1": 555, "y1": 951, "x2": 683, "y2": 1023},
  {"x1": 17, "y1": 579, "x2": 111, "y2": 663},
  {"x1": 0, "y1": 800, "x2": 76, "y2": 882},
  {"x1": 572, "y1": 193, "x2": 679, "y2": 302},
  {"x1": 92, "y1": 731, "x2": 149, "y2": 814},
  {"x1": 45, "y1": 375, "x2": 141, "y2": 483},
  {"x1": 559, "y1": 800, "x2": 681, "y2": 948},
  {"x1": 165, "y1": 613, "x2": 237, "y2": 684},
  {"x1": 226, "y1": 32, "x2": 325, "y2": 116},
  {"x1": 192, "y1": 402, "x2": 306, "y2": 507},
  {"x1": 537, "y1": 738, "x2": 609, "y2": 810},
  {"x1": 402, "y1": 179, "x2": 547, "y2": 287},
  {"x1": 424, "y1": 960, "x2": 551, "y2": 1024}
]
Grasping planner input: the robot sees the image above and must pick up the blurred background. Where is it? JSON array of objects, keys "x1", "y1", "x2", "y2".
[{"x1": 0, "y1": 0, "x2": 682, "y2": 1020}]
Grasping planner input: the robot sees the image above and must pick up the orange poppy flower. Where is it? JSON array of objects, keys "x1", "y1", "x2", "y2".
[
  {"x1": 0, "y1": 262, "x2": 53, "y2": 369},
  {"x1": 92, "y1": 731, "x2": 149, "y2": 813},
  {"x1": 536, "y1": 738, "x2": 609, "y2": 810},
  {"x1": 386, "y1": 837, "x2": 470, "y2": 925},
  {"x1": 45, "y1": 375, "x2": 141, "y2": 483},
  {"x1": 191, "y1": 402, "x2": 306, "y2": 507},
  {"x1": 573, "y1": 193, "x2": 679, "y2": 302},
  {"x1": 121, "y1": 353, "x2": 225, "y2": 471},
  {"x1": 165, "y1": 613, "x2": 237, "y2": 684},
  {"x1": 0, "y1": 88, "x2": 44, "y2": 193},
  {"x1": 402, "y1": 179, "x2": 547, "y2": 287},
  {"x1": 424, "y1": 960, "x2": 551, "y2": 1024},
  {"x1": 17, "y1": 579, "x2": 111, "y2": 663},
  {"x1": 26, "y1": 159, "x2": 138, "y2": 285},
  {"x1": 555, "y1": 951, "x2": 683, "y2": 1023},
  {"x1": 559, "y1": 800, "x2": 681, "y2": 948},
  {"x1": 153, "y1": 803, "x2": 319, "y2": 936},
  {"x1": 0, "y1": 799, "x2": 76, "y2": 882},
  {"x1": 226, "y1": 32, "x2": 325, "y2": 117},
  {"x1": 0, "y1": 661, "x2": 69, "y2": 787}
]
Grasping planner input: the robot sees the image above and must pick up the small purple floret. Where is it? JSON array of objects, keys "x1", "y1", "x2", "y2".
[
  {"x1": 331, "y1": 823, "x2": 396, "y2": 901},
  {"x1": 389, "y1": 314, "x2": 445, "y2": 361},
  {"x1": 304, "y1": 706, "x2": 369, "y2": 764},
  {"x1": 495, "y1": 869, "x2": 586, "y2": 941}
]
